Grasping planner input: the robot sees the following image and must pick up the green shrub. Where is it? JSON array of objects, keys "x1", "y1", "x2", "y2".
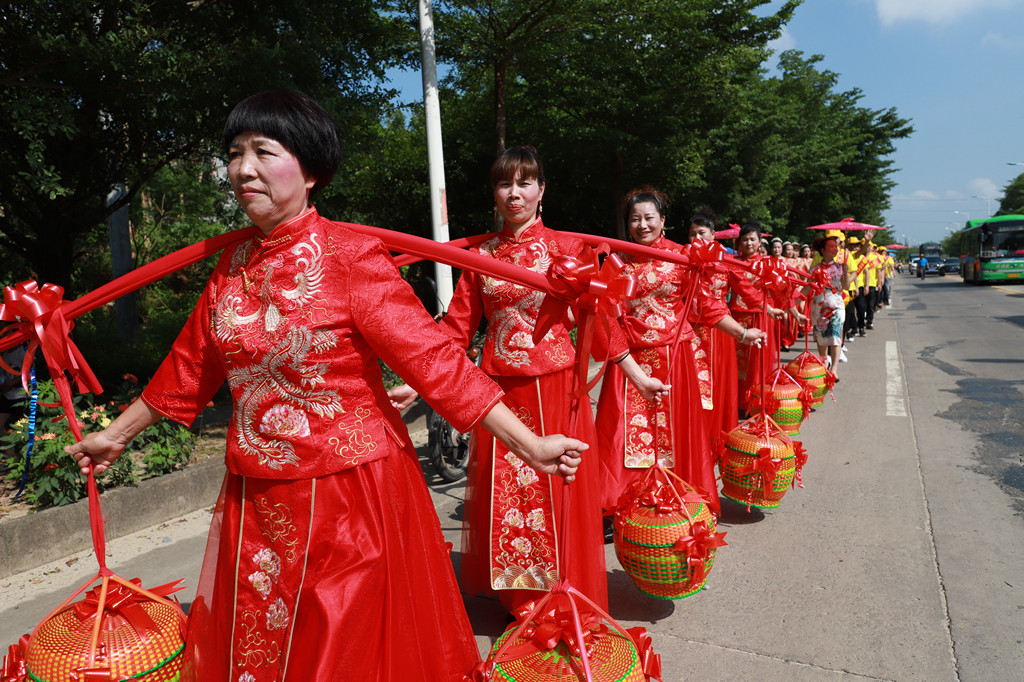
[{"x1": 0, "y1": 375, "x2": 196, "y2": 509}]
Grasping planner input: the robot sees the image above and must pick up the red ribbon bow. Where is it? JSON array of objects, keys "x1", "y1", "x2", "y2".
[
  {"x1": 1, "y1": 635, "x2": 29, "y2": 682},
  {"x1": 625, "y1": 627, "x2": 663, "y2": 680},
  {"x1": 739, "y1": 446, "x2": 782, "y2": 498},
  {"x1": 533, "y1": 249, "x2": 636, "y2": 344},
  {"x1": 502, "y1": 593, "x2": 609, "y2": 660},
  {"x1": 792, "y1": 440, "x2": 808, "y2": 489},
  {"x1": 637, "y1": 480, "x2": 685, "y2": 515},
  {"x1": 681, "y1": 238, "x2": 726, "y2": 269},
  {"x1": 0, "y1": 281, "x2": 102, "y2": 399},
  {"x1": 72, "y1": 578, "x2": 185, "y2": 640},
  {"x1": 809, "y1": 266, "x2": 837, "y2": 295},
  {"x1": 673, "y1": 520, "x2": 728, "y2": 585}
]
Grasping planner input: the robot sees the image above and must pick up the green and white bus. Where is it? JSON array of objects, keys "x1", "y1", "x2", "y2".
[{"x1": 957, "y1": 214, "x2": 1024, "y2": 283}]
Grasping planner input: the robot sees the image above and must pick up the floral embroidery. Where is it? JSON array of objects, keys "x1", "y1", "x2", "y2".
[
  {"x1": 253, "y1": 548, "x2": 281, "y2": 581},
  {"x1": 248, "y1": 571, "x2": 272, "y2": 600},
  {"x1": 630, "y1": 414, "x2": 648, "y2": 427},
  {"x1": 505, "y1": 452, "x2": 524, "y2": 469},
  {"x1": 526, "y1": 509, "x2": 546, "y2": 531},
  {"x1": 511, "y1": 537, "x2": 533, "y2": 556},
  {"x1": 516, "y1": 467, "x2": 539, "y2": 487},
  {"x1": 259, "y1": 404, "x2": 311, "y2": 439},
  {"x1": 238, "y1": 672, "x2": 256, "y2": 682},
  {"x1": 266, "y1": 598, "x2": 289, "y2": 631},
  {"x1": 503, "y1": 509, "x2": 524, "y2": 528},
  {"x1": 254, "y1": 497, "x2": 299, "y2": 563}
]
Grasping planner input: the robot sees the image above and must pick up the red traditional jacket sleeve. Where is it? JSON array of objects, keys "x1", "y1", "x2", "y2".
[
  {"x1": 349, "y1": 242, "x2": 502, "y2": 434},
  {"x1": 142, "y1": 257, "x2": 230, "y2": 426},
  {"x1": 439, "y1": 267, "x2": 485, "y2": 351}
]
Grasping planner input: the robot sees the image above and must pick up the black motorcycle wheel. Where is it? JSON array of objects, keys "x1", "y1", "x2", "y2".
[{"x1": 427, "y1": 408, "x2": 470, "y2": 482}]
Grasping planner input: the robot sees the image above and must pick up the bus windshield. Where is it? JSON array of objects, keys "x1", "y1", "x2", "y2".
[{"x1": 980, "y1": 220, "x2": 1024, "y2": 257}]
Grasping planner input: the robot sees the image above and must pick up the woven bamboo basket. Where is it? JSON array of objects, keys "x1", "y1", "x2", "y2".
[
  {"x1": 487, "y1": 622, "x2": 648, "y2": 682},
  {"x1": 23, "y1": 578, "x2": 187, "y2": 682},
  {"x1": 719, "y1": 422, "x2": 796, "y2": 509},
  {"x1": 746, "y1": 371, "x2": 805, "y2": 436},
  {"x1": 786, "y1": 354, "x2": 828, "y2": 407},
  {"x1": 612, "y1": 467, "x2": 725, "y2": 600}
]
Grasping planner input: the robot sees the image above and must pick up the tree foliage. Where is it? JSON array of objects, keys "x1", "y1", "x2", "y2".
[
  {"x1": 0, "y1": 0, "x2": 409, "y2": 292},
  {"x1": 998, "y1": 173, "x2": 1024, "y2": 215}
]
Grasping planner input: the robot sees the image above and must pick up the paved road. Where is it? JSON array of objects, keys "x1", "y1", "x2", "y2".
[{"x1": 2, "y1": 273, "x2": 1022, "y2": 680}]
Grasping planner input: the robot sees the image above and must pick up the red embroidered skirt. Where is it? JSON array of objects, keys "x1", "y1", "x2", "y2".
[
  {"x1": 707, "y1": 326, "x2": 739, "y2": 439},
  {"x1": 595, "y1": 343, "x2": 718, "y2": 514},
  {"x1": 459, "y1": 367, "x2": 608, "y2": 613},
  {"x1": 182, "y1": 450, "x2": 480, "y2": 681}
]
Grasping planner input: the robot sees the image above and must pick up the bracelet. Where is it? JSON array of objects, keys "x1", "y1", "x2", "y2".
[
  {"x1": 740, "y1": 328, "x2": 748, "y2": 343},
  {"x1": 614, "y1": 353, "x2": 629, "y2": 364}
]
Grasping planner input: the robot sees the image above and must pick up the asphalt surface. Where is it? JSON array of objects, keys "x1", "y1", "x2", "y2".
[{"x1": 1, "y1": 272, "x2": 1022, "y2": 681}]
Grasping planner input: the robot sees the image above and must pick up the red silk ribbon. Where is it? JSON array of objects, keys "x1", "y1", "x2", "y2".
[
  {"x1": 0, "y1": 635, "x2": 29, "y2": 682},
  {"x1": 792, "y1": 440, "x2": 808, "y2": 489},
  {"x1": 72, "y1": 578, "x2": 186, "y2": 639},
  {"x1": 625, "y1": 627, "x2": 663, "y2": 680},
  {"x1": 0, "y1": 281, "x2": 102, "y2": 399},
  {"x1": 500, "y1": 592, "x2": 609, "y2": 660},
  {"x1": 673, "y1": 520, "x2": 728, "y2": 585},
  {"x1": 739, "y1": 446, "x2": 782, "y2": 498}
]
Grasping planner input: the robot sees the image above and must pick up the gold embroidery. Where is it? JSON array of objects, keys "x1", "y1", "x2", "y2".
[
  {"x1": 235, "y1": 609, "x2": 281, "y2": 669},
  {"x1": 328, "y1": 406, "x2": 377, "y2": 465},
  {"x1": 254, "y1": 496, "x2": 300, "y2": 563}
]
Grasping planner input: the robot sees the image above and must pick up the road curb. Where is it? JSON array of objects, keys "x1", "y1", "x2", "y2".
[{"x1": 0, "y1": 458, "x2": 226, "y2": 579}]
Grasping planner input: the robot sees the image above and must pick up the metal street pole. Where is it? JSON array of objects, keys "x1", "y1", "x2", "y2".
[{"x1": 418, "y1": 0, "x2": 454, "y2": 312}]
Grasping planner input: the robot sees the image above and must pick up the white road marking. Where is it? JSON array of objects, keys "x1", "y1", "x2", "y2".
[{"x1": 886, "y1": 340, "x2": 907, "y2": 416}]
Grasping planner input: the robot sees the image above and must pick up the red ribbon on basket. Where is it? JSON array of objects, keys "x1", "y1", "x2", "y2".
[
  {"x1": 1, "y1": 635, "x2": 29, "y2": 682},
  {"x1": 792, "y1": 441, "x2": 808, "y2": 489},
  {"x1": 625, "y1": 627, "x2": 663, "y2": 680},
  {"x1": 500, "y1": 592, "x2": 609, "y2": 660},
  {"x1": 72, "y1": 578, "x2": 186, "y2": 639},
  {"x1": 673, "y1": 520, "x2": 728, "y2": 585},
  {"x1": 738, "y1": 446, "x2": 782, "y2": 498}
]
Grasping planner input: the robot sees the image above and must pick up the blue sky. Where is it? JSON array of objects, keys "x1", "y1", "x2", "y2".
[
  {"x1": 764, "y1": 0, "x2": 1024, "y2": 245},
  {"x1": 389, "y1": 1, "x2": 1024, "y2": 245}
]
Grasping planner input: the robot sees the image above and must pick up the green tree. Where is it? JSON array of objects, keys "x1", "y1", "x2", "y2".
[
  {"x1": 998, "y1": 173, "x2": 1024, "y2": 215},
  {"x1": 0, "y1": 0, "x2": 410, "y2": 294}
]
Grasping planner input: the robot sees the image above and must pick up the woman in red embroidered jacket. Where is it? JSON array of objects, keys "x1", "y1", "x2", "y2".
[
  {"x1": 729, "y1": 222, "x2": 789, "y2": 414},
  {"x1": 390, "y1": 147, "x2": 618, "y2": 615},
  {"x1": 684, "y1": 213, "x2": 766, "y2": 442},
  {"x1": 596, "y1": 189, "x2": 763, "y2": 514},
  {"x1": 66, "y1": 92, "x2": 586, "y2": 682}
]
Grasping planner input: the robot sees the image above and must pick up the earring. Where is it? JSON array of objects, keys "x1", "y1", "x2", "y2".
[{"x1": 538, "y1": 200, "x2": 543, "y2": 215}]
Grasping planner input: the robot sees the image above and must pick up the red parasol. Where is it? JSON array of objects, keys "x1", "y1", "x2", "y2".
[
  {"x1": 714, "y1": 224, "x2": 740, "y2": 240},
  {"x1": 805, "y1": 217, "x2": 887, "y2": 232},
  {"x1": 884, "y1": 244, "x2": 909, "y2": 250}
]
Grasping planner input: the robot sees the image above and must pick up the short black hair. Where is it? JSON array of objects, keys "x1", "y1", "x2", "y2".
[
  {"x1": 223, "y1": 90, "x2": 342, "y2": 196},
  {"x1": 491, "y1": 146, "x2": 546, "y2": 188},
  {"x1": 739, "y1": 221, "x2": 762, "y2": 240}
]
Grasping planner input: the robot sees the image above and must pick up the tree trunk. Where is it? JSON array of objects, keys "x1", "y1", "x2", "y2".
[{"x1": 494, "y1": 56, "x2": 508, "y2": 157}]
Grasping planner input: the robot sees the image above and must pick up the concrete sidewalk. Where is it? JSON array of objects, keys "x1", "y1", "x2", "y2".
[{"x1": 0, "y1": 311, "x2": 966, "y2": 680}]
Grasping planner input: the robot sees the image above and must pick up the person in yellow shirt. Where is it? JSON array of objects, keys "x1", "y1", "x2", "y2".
[
  {"x1": 863, "y1": 243, "x2": 883, "y2": 328},
  {"x1": 878, "y1": 245, "x2": 895, "y2": 308},
  {"x1": 845, "y1": 236, "x2": 873, "y2": 336}
]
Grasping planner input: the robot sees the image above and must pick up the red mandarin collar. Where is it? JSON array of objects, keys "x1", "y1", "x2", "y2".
[
  {"x1": 500, "y1": 216, "x2": 545, "y2": 243},
  {"x1": 262, "y1": 205, "x2": 319, "y2": 241}
]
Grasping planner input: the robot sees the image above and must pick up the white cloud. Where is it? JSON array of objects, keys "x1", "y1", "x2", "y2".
[
  {"x1": 907, "y1": 189, "x2": 940, "y2": 200},
  {"x1": 967, "y1": 178, "x2": 1003, "y2": 199},
  {"x1": 768, "y1": 26, "x2": 796, "y2": 54},
  {"x1": 981, "y1": 32, "x2": 1024, "y2": 50},
  {"x1": 876, "y1": 0, "x2": 1021, "y2": 27}
]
